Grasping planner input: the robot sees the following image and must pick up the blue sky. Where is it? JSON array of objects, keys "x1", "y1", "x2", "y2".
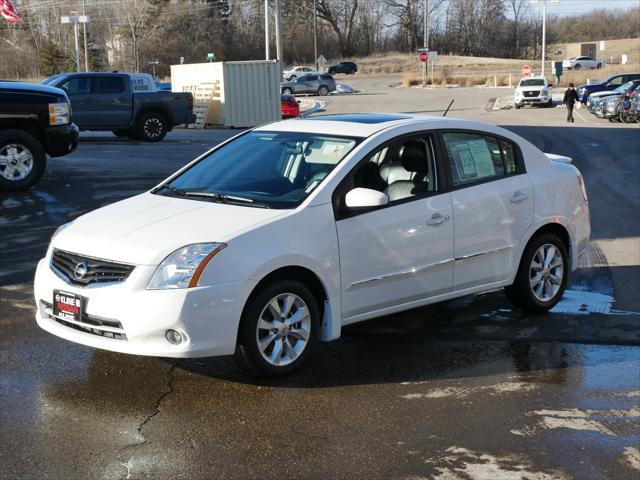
[{"x1": 535, "y1": 0, "x2": 640, "y2": 16}]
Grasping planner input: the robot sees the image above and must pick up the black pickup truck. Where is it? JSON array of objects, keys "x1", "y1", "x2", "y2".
[
  {"x1": 42, "y1": 72, "x2": 196, "y2": 141},
  {"x1": 0, "y1": 82, "x2": 79, "y2": 191}
]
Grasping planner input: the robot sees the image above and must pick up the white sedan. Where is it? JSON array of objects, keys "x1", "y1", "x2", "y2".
[
  {"x1": 562, "y1": 56, "x2": 604, "y2": 70},
  {"x1": 34, "y1": 114, "x2": 590, "y2": 376}
]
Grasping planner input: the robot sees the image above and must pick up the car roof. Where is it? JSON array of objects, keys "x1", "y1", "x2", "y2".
[{"x1": 256, "y1": 113, "x2": 494, "y2": 138}]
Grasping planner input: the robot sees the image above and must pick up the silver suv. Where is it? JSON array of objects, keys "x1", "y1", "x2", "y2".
[{"x1": 280, "y1": 74, "x2": 337, "y2": 96}]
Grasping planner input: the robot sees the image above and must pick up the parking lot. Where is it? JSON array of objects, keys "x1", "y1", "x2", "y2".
[{"x1": 1, "y1": 82, "x2": 639, "y2": 479}]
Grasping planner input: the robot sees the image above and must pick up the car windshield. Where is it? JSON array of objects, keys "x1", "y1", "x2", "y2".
[
  {"x1": 520, "y1": 79, "x2": 545, "y2": 87},
  {"x1": 155, "y1": 131, "x2": 360, "y2": 209},
  {"x1": 614, "y1": 81, "x2": 634, "y2": 93},
  {"x1": 41, "y1": 75, "x2": 63, "y2": 85}
]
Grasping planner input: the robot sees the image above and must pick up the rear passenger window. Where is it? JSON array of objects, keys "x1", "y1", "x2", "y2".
[
  {"x1": 442, "y1": 132, "x2": 504, "y2": 186},
  {"x1": 320, "y1": 74, "x2": 332, "y2": 80},
  {"x1": 307, "y1": 75, "x2": 319, "y2": 81},
  {"x1": 97, "y1": 77, "x2": 125, "y2": 94},
  {"x1": 500, "y1": 140, "x2": 518, "y2": 174}
]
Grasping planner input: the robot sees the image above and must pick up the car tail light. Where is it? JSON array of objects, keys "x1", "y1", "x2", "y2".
[{"x1": 576, "y1": 171, "x2": 588, "y2": 203}]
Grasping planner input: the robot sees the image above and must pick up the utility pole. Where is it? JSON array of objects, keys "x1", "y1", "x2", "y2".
[
  {"x1": 274, "y1": 0, "x2": 282, "y2": 63},
  {"x1": 530, "y1": 0, "x2": 559, "y2": 77},
  {"x1": 264, "y1": 0, "x2": 270, "y2": 60},
  {"x1": 313, "y1": 0, "x2": 318, "y2": 70},
  {"x1": 422, "y1": 0, "x2": 428, "y2": 86},
  {"x1": 82, "y1": 0, "x2": 88, "y2": 71}
]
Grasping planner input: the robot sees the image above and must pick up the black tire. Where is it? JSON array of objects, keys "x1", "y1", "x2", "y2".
[
  {"x1": 136, "y1": 111, "x2": 167, "y2": 142},
  {"x1": 235, "y1": 279, "x2": 319, "y2": 377},
  {"x1": 0, "y1": 129, "x2": 46, "y2": 192},
  {"x1": 620, "y1": 112, "x2": 635, "y2": 124},
  {"x1": 514, "y1": 103, "x2": 522, "y2": 109},
  {"x1": 596, "y1": 63, "x2": 602, "y2": 69},
  {"x1": 546, "y1": 99, "x2": 553, "y2": 108},
  {"x1": 574, "y1": 64, "x2": 581, "y2": 70},
  {"x1": 282, "y1": 87, "x2": 293, "y2": 95},
  {"x1": 505, "y1": 233, "x2": 569, "y2": 313},
  {"x1": 318, "y1": 86, "x2": 330, "y2": 96}
]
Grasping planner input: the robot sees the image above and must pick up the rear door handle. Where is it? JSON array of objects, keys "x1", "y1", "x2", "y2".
[
  {"x1": 510, "y1": 191, "x2": 529, "y2": 203},
  {"x1": 427, "y1": 213, "x2": 450, "y2": 226}
]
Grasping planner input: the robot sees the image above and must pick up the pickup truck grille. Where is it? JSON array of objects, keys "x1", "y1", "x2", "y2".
[
  {"x1": 51, "y1": 249, "x2": 135, "y2": 287},
  {"x1": 524, "y1": 90, "x2": 540, "y2": 97}
]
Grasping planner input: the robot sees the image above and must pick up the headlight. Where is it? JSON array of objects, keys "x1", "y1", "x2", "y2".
[
  {"x1": 49, "y1": 102, "x2": 71, "y2": 126},
  {"x1": 147, "y1": 243, "x2": 226, "y2": 289}
]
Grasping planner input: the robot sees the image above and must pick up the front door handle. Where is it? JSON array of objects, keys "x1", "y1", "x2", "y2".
[
  {"x1": 427, "y1": 213, "x2": 450, "y2": 226},
  {"x1": 510, "y1": 191, "x2": 529, "y2": 203}
]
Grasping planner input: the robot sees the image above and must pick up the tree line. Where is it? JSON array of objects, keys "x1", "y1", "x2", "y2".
[{"x1": 1, "y1": 0, "x2": 638, "y2": 79}]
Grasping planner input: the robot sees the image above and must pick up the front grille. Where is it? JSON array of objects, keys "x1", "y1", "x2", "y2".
[
  {"x1": 524, "y1": 90, "x2": 540, "y2": 97},
  {"x1": 51, "y1": 249, "x2": 135, "y2": 287},
  {"x1": 41, "y1": 300, "x2": 127, "y2": 340}
]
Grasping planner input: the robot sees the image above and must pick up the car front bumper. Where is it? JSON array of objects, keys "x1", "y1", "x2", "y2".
[
  {"x1": 515, "y1": 94, "x2": 552, "y2": 105},
  {"x1": 34, "y1": 256, "x2": 252, "y2": 358},
  {"x1": 44, "y1": 123, "x2": 79, "y2": 157}
]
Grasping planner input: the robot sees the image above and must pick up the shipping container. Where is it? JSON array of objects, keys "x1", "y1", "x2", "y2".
[{"x1": 170, "y1": 60, "x2": 281, "y2": 128}]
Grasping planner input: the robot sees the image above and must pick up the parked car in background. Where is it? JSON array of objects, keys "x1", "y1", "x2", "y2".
[
  {"x1": 326, "y1": 61, "x2": 358, "y2": 75},
  {"x1": 41, "y1": 72, "x2": 196, "y2": 141},
  {"x1": 0, "y1": 82, "x2": 78, "y2": 191},
  {"x1": 282, "y1": 66, "x2": 315, "y2": 81},
  {"x1": 618, "y1": 85, "x2": 640, "y2": 123},
  {"x1": 592, "y1": 95, "x2": 625, "y2": 121},
  {"x1": 587, "y1": 80, "x2": 640, "y2": 112},
  {"x1": 280, "y1": 73, "x2": 337, "y2": 96},
  {"x1": 562, "y1": 56, "x2": 603, "y2": 70},
  {"x1": 34, "y1": 113, "x2": 590, "y2": 376},
  {"x1": 281, "y1": 93, "x2": 300, "y2": 119},
  {"x1": 576, "y1": 73, "x2": 640, "y2": 104},
  {"x1": 514, "y1": 76, "x2": 553, "y2": 108}
]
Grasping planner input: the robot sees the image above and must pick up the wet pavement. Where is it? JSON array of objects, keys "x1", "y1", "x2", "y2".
[{"x1": 1, "y1": 108, "x2": 639, "y2": 479}]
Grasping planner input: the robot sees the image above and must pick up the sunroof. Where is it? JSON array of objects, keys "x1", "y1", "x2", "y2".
[{"x1": 306, "y1": 113, "x2": 412, "y2": 124}]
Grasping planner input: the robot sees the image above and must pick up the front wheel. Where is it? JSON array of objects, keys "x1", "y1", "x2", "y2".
[
  {"x1": 282, "y1": 87, "x2": 293, "y2": 95},
  {"x1": 514, "y1": 103, "x2": 522, "y2": 109},
  {"x1": 0, "y1": 129, "x2": 46, "y2": 192},
  {"x1": 235, "y1": 279, "x2": 319, "y2": 377},
  {"x1": 573, "y1": 64, "x2": 581, "y2": 70},
  {"x1": 136, "y1": 112, "x2": 167, "y2": 142},
  {"x1": 318, "y1": 86, "x2": 329, "y2": 96},
  {"x1": 505, "y1": 234, "x2": 568, "y2": 313}
]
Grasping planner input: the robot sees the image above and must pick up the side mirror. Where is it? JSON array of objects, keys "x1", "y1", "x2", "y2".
[{"x1": 345, "y1": 188, "x2": 388, "y2": 209}]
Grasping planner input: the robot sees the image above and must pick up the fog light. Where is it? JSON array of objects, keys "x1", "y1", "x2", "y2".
[{"x1": 165, "y1": 329, "x2": 183, "y2": 345}]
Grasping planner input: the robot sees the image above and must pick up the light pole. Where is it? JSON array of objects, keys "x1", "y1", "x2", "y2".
[
  {"x1": 423, "y1": 0, "x2": 428, "y2": 86},
  {"x1": 275, "y1": 0, "x2": 282, "y2": 62},
  {"x1": 313, "y1": 0, "x2": 318, "y2": 70},
  {"x1": 264, "y1": 0, "x2": 270, "y2": 60},
  {"x1": 530, "y1": 0, "x2": 559, "y2": 77},
  {"x1": 61, "y1": 12, "x2": 88, "y2": 72}
]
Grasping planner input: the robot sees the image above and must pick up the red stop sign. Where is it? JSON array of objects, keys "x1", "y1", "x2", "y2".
[
  {"x1": 419, "y1": 52, "x2": 429, "y2": 62},
  {"x1": 522, "y1": 65, "x2": 531, "y2": 77}
]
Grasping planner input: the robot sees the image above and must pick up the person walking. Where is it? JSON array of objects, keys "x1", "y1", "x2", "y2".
[{"x1": 563, "y1": 83, "x2": 579, "y2": 123}]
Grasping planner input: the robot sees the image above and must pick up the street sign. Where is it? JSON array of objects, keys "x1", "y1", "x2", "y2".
[
  {"x1": 419, "y1": 52, "x2": 429, "y2": 62},
  {"x1": 316, "y1": 54, "x2": 327, "y2": 67},
  {"x1": 599, "y1": 41, "x2": 605, "y2": 51},
  {"x1": 522, "y1": 65, "x2": 531, "y2": 77},
  {"x1": 428, "y1": 51, "x2": 438, "y2": 63},
  {"x1": 417, "y1": 47, "x2": 429, "y2": 53}
]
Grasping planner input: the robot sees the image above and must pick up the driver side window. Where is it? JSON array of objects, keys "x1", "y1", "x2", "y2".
[
  {"x1": 60, "y1": 77, "x2": 91, "y2": 95},
  {"x1": 350, "y1": 135, "x2": 438, "y2": 203}
]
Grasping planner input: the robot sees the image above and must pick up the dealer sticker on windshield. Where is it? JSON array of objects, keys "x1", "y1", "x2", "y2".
[{"x1": 53, "y1": 290, "x2": 83, "y2": 323}]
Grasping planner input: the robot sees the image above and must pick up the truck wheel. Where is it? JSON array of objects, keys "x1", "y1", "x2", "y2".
[
  {"x1": 0, "y1": 129, "x2": 46, "y2": 192},
  {"x1": 136, "y1": 112, "x2": 167, "y2": 142}
]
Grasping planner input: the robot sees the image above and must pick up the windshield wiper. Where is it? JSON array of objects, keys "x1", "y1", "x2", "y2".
[
  {"x1": 182, "y1": 191, "x2": 271, "y2": 208},
  {"x1": 154, "y1": 184, "x2": 185, "y2": 196}
]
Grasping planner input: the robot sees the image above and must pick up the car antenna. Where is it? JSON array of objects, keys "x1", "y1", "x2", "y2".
[{"x1": 443, "y1": 99, "x2": 454, "y2": 117}]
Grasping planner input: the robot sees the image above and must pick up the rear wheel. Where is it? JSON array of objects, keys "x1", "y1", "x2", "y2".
[
  {"x1": 620, "y1": 111, "x2": 635, "y2": 123},
  {"x1": 0, "y1": 129, "x2": 46, "y2": 192},
  {"x1": 318, "y1": 86, "x2": 329, "y2": 96},
  {"x1": 282, "y1": 87, "x2": 293, "y2": 95},
  {"x1": 136, "y1": 111, "x2": 167, "y2": 142},
  {"x1": 505, "y1": 233, "x2": 568, "y2": 313},
  {"x1": 235, "y1": 279, "x2": 319, "y2": 377}
]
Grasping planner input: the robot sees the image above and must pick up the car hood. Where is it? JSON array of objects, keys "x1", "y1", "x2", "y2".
[
  {"x1": 52, "y1": 192, "x2": 289, "y2": 265},
  {"x1": 589, "y1": 90, "x2": 619, "y2": 99}
]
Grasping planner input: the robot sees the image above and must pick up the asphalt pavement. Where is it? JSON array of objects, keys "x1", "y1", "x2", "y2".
[{"x1": 1, "y1": 82, "x2": 639, "y2": 480}]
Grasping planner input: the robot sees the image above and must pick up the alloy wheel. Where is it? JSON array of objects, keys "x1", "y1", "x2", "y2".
[
  {"x1": 143, "y1": 117, "x2": 163, "y2": 138},
  {"x1": 0, "y1": 143, "x2": 34, "y2": 181},
  {"x1": 255, "y1": 293, "x2": 311, "y2": 367},
  {"x1": 529, "y1": 243, "x2": 564, "y2": 302}
]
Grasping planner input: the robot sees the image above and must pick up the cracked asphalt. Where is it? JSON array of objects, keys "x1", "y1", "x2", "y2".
[{"x1": 1, "y1": 84, "x2": 639, "y2": 479}]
